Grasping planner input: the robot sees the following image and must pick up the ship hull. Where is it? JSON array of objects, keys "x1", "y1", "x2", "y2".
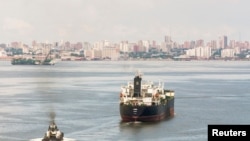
[
  {"x1": 120, "y1": 98, "x2": 174, "y2": 122},
  {"x1": 11, "y1": 58, "x2": 55, "y2": 65}
]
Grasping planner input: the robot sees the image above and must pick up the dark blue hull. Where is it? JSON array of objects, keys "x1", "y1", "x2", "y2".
[{"x1": 120, "y1": 98, "x2": 174, "y2": 122}]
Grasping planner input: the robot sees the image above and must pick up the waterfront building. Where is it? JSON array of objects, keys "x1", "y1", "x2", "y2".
[
  {"x1": 221, "y1": 48, "x2": 235, "y2": 58},
  {"x1": 102, "y1": 46, "x2": 120, "y2": 60},
  {"x1": 185, "y1": 46, "x2": 211, "y2": 59},
  {"x1": 119, "y1": 41, "x2": 129, "y2": 53},
  {"x1": 0, "y1": 48, "x2": 7, "y2": 57}
]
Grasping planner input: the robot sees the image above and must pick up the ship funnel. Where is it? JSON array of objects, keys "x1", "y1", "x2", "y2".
[{"x1": 133, "y1": 72, "x2": 142, "y2": 97}]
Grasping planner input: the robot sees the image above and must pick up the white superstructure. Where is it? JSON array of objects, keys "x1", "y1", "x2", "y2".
[{"x1": 120, "y1": 72, "x2": 174, "y2": 106}]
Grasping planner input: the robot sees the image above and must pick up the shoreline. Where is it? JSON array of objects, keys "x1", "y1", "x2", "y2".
[{"x1": 0, "y1": 56, "x2": 249, "y2": 62}]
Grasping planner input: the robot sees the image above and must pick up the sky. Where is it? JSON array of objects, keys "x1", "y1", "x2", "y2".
[{"x1": 0, "y1": 0, "x2": 250, "y2": 44}]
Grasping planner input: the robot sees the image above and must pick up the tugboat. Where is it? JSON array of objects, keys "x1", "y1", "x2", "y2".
[
  {"x1": 119, "y1": 71, "x2": 175, "y2": 122},
  {"x1": 42, "y1": 121, "x2": 64, "y2": 141}
]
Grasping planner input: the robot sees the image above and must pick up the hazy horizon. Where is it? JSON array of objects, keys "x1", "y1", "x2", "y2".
[{"x1": 1, "y1": 0, "x2": 249, "y2": 44}]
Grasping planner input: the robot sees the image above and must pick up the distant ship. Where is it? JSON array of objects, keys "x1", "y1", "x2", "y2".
[
  {"x1": 119, "y1": 71, "x2": 175, "y2": 122},
  {"x1": 11, "y1": 49, "x2": 55, "y2": 65},
  {"x1": 11, "y1": 58, "x2": 55, "y2": 65}
]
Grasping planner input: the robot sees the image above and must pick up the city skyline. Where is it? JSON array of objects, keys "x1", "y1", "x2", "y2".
[{"x1": 1, "y1": 0, "x2": 250, "y2": 44}]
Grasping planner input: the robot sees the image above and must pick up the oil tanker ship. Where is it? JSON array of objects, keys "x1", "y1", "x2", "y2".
[{"x1": 119, "y1": 71, "x2": 175, "y2": 122}]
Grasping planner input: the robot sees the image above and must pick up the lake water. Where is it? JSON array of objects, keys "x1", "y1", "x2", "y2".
[{"x1": 0, "y1": 60, "x2": 249, "y2": 141}]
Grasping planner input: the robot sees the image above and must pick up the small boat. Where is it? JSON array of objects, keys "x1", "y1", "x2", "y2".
[
  {"x1": 42, "y1": 122, "x2": 64, "y2": 141},
  {"x1": 119, "y1": 71, "x2": 175, "y2": 122}
]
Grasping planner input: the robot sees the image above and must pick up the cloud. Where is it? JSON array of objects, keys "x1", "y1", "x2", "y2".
[
  {"x1": 2, "y1": 17, "x2": 34, "y2": 34},
  {"x1": 81, "y1": 24, "x2": 95, "y2": 33},
  {"x1": 0, "y1": 0, "x2": 250, "y2": 43},
  {"x1": 112, "y1": 25, "x2": 137, "y2": 35},
  {"x1": 57, "y1": 28, "x2": 68, "y2": 38}
]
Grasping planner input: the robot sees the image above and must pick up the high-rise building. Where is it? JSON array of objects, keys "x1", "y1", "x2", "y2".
[
  {"x1": 208, "y1": 40, "x2": 217, "y2": 49},
  {"x1": 164, "y1": 35, "x2": 171, "y2": 43},
  {"x1": 183, "y1": 41, "x2": 190, "y2": 49},
  {"x1": 223, "y1": 35, "x2": 228, "y2": 48},
  {"x1": 229, "y1": 40, "x2": 236, "y2": 48},
  {"x1": 119, "y1": 41, "x2": 129, "y2": 53},
  {"x1": 185, "y1": 46, "x2": 211, "y2": 59},
  {"x1": 195, "y1": 39, "x2": 204, "y2": 47},
  {"x1": 102, "y1": 46, "x2": 120, "y2": 60}
]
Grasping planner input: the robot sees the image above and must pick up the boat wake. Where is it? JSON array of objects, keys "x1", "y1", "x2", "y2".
[
  {"x1": 125, "y1": 121, "x2": 142, "y2": 125},
  {"x1": 30, "y1": 137, "x2": 76, "y2": 141}
]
